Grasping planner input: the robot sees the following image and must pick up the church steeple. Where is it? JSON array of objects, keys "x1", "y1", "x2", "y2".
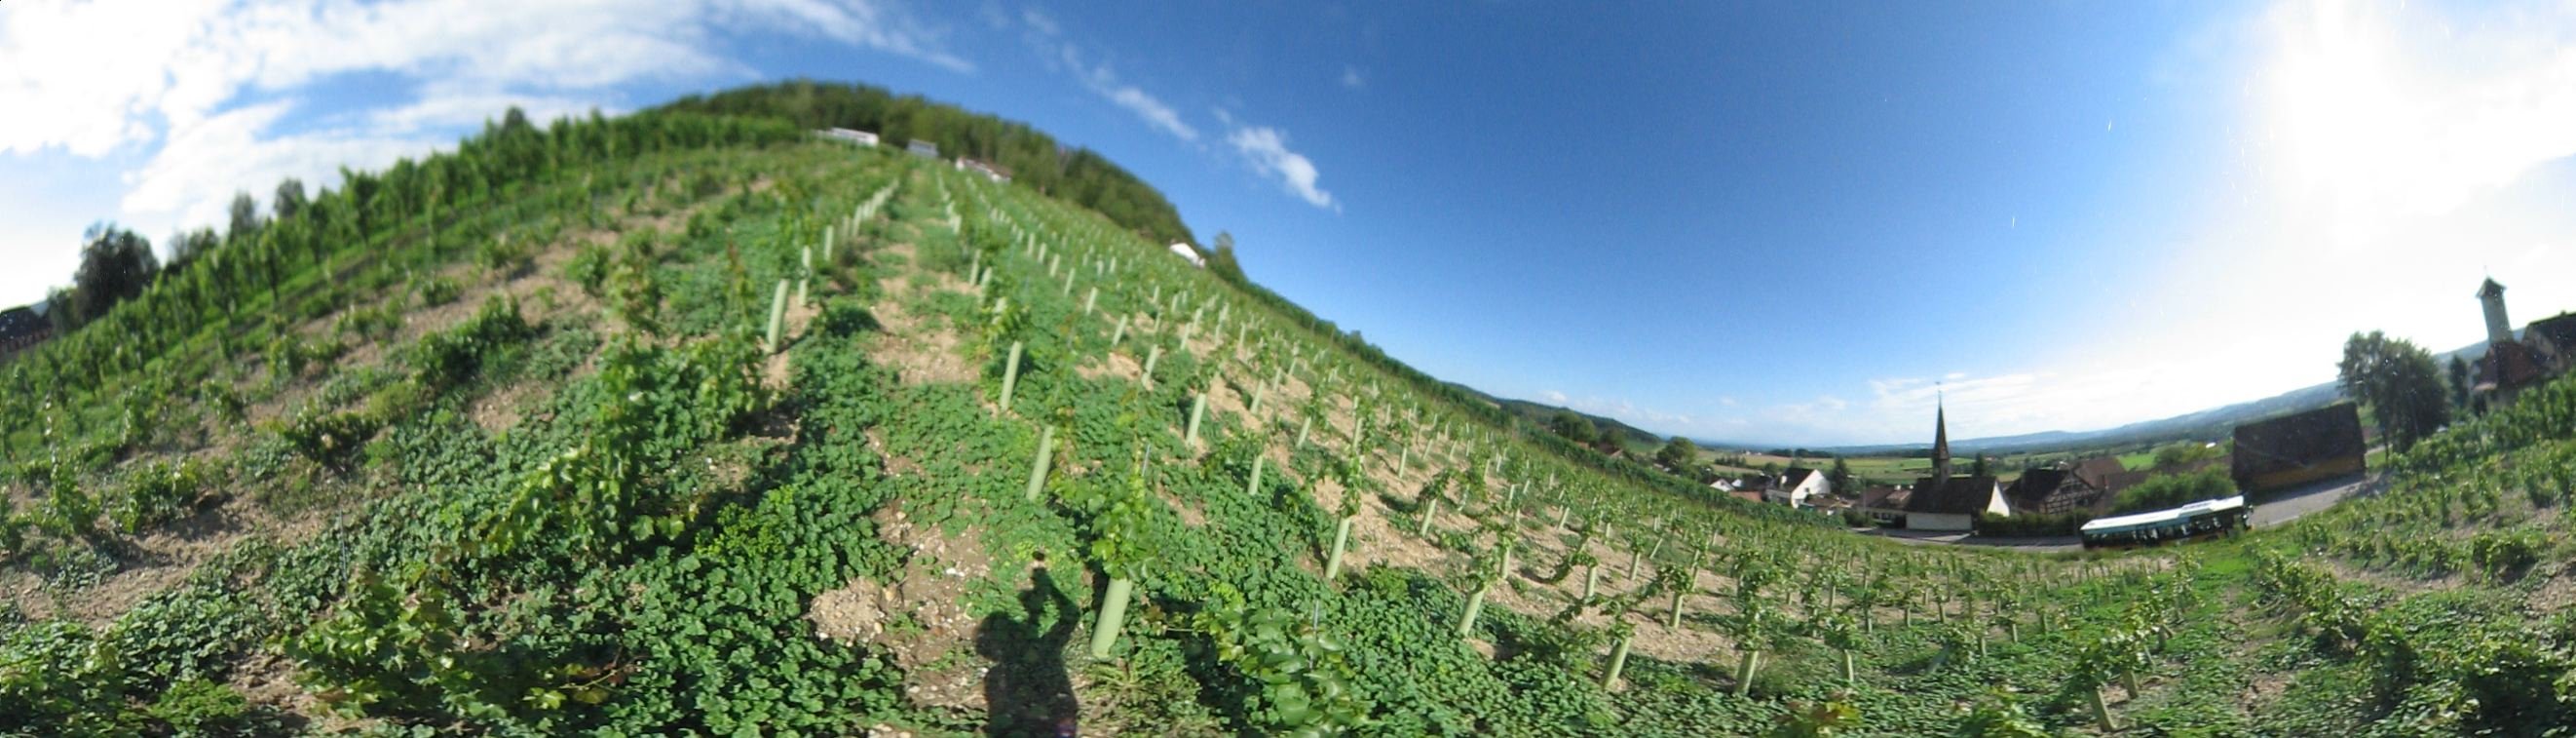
[
  {"x1": 1931, "y1": 390, "x2": 1951, "y2": 483},
  {"x1": 2480, "y1": 278, "x2": 2514, "y2": 346}
]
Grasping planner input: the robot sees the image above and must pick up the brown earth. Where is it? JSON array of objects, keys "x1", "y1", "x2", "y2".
[
  {"x1": 808, "y1": 501, "x2": 998, "y2": 712},
  {"x1": 866, "y1": 241, "x2": 978, "y2": 386}
]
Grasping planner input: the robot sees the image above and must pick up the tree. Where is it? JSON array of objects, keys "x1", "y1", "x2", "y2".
[
  {"x1": 2151, "y1": 442, "x2": 2220, "y2": 470},
  {"x1": 1656, "y1": 436, "x2": 1700, "y2": 471},
  {"x1": 1968, "y1": 454, "x2": 1990, "y2": 477},
  {"x1": 2337, "y1": 331, "x2": 2451, "y2": 452},
  {"x1": 1205, "y1": 230, "x2": 1246, "y2": 285},
  {"x1": 1549, "y1": 410, "x2": 1598, "y2": 447},
  {"x1": 1826, "y1": 456, "x2": 1854, "y2": 493},
  {"x1": 2447, "y1": 355, "x2": 2472, "y2": 409},
  {"x1": 166, "y1": 227, "x2": 218, "y2": 272},
  {"x1": 274, "y1": 177, "x2": 309, "y2": 221},
  {"x1": 67, "y1": 223, "x2": 158, "y2": 328},
  {"x1": 226, "y1": 190, "x2": 264, "y2": 243},
  {"x1": 2109, "y1": 468, "x2": 2235, "y2": 515}
]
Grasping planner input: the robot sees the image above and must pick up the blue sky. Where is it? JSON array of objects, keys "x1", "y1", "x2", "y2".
[{"x1": 6, "y1": 0, "x2": 2576, "y2": 446}]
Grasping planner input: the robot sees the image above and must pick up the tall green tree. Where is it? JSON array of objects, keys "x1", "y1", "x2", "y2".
[
  {"x1": 1550, "y1": 410, "x2": 1599, "y2": 447},
  {"x1": 2446, "y1": 355, "x2": 2472, "y2": 409},
  {"x1": 1827, "y1": 456, "x2": 1854, "y2": 493},
  {"x1": 2109, "y1": 468, "x2": 2236, "y2": 514},
  {"x1": 2151, "y1": 442, "x2": 2220, "y2": 470},
  {"x1": 67, "y1": 223, "x2": 158, "y2": 328},
  {"x1": 226, "y1": 190, "x2": 264, "y2": 243},
  {"x1": 274, "y1": 178, "x2": 309, "y2": 221},
  {"x1": 2338, "y1": 330, "x2": 2451, "y2": 452},
  {"x1": 1656, "y1": 436, "x2": 1701, "y2": 471},
  {"x1": 1205, "y1": 230, "x2": 1247, "y2": 285}
]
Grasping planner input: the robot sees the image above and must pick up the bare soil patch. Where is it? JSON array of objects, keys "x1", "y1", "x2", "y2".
[
  {"x1": 865, "y1": 244, "x2": 978, "y2": 385},
  {"x1": 0, "y1": 488, "x2": 332, "y2": 628},
  {"x1": 808, "y1": 501, "x2": 998, "y2": 712}
]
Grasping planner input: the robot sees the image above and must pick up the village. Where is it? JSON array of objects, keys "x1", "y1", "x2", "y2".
[{"x1": 1685, "y1": 276, "x2": 2576, "y2": 550}]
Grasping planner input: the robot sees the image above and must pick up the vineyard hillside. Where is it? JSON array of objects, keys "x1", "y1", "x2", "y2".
[{"x1": 3, "y1": 85, "x2": 2572, "y2": 736}]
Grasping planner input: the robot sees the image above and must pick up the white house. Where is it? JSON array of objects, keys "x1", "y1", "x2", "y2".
[
  {"x1": 823, "y1": 128, "x2": 880, "y2": 146},
  {"x1": 1764, "y1": 467, "x2": 1831, "y2": 508},
  {"x1": 1168, "y1": 243, "x2": 1206, "y2": 268},
  {"x1": 955, "y1": 158, "x2": 1011, "y2": 183}
]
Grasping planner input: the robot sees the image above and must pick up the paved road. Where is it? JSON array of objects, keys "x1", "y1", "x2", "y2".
[
  {"x1": 1850, "y1": 472, "x2": 2380, "y2": 554},
  {"x1": 2248, "y1": 473, "x2": 2379, "y2": 528},
  {"x1": 1858, "y1": 528, "x2": 2082, "y2": 553}
]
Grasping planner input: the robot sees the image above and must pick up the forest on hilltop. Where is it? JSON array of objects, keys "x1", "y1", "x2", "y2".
[{"x1": 657, "y1": 80, "x2": 1193, "y2": 246}]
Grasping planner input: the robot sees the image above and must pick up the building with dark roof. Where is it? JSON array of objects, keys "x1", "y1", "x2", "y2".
[
  {"x1": 2471, "y1": 278, "x2": 2566, "y2": 408},
  {"x1": 0, "y1": 305, "x2": 54, "y2": 361},
  {"x1": 1856, "y1": 486, "x2": 1910, "y2": 526},
  {"x1": 2230, "y1": 403, "x2": 2367, "y2": 493},
  {"x1": 2003, "y1": 467, "x2": 2109, "y2": 516},
  {"x1": 1904, "y1": 475, "x2": 2005, "y2": 531},
  {"x1": 2069, "y1": 457, "x2": 2127, "y2": 490},
  {"x1": 2477, "y1": 339, "x2": 2550, "y2": 405},
  {"x1": 1900, "y1": 395, "x2": 2006, "y2": 530},
  {"x1": 2519, "y1": 311, "x2": 2576, "y2": 375},
  {"x1": 1765, "y1": 466, "x2": 1831, "y2": 507}
]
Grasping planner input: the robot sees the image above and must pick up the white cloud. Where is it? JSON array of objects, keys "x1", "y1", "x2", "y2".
[
  {"x1": 1049, "y1": 40, "x2": 1197, "y2": 142},
  {"x1": 1736, "y1": 0, "x2": 2576, "y2": 447},
  {"x1": 1228, "y1": 125, "x2": 1336, "y2": 210},
  {"x1": 0, "y1": 0, "x2": 969, "y2": 276},
  {"x1": 1103, "y1": 83, "x2": 1198, "y2": 141},
  {"x1": 1340, "y1": 65, "x2": 1365, "y2": 90},
  {"x1": 120, "y1": 101, "x2": 431, "y2": 230},
  {"x1": 1019, "y1": 6, "x2": 1060, "y2": 37}
]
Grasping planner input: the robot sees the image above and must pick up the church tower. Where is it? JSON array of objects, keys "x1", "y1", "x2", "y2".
[
  {"x1": 1931, "y1": 392, "x2": 1951, "y2": 484},
  {"x1": 2480, "y1": 278, "x2": 2514, "y2": 345}
]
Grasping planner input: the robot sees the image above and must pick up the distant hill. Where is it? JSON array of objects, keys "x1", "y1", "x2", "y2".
[
  {"x1": 1824, "y1": 381, "x2": 2345, "y2": 456},
  {"x1": 1449, "y1": 384, "x2": 1667, "y2": 452},
  {"x1": 1814, "y1": 338, "x2": 2497, "y2": 456}
]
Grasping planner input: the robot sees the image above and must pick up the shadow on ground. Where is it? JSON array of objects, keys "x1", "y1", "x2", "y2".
[{"x1": 976, "y1": 565, "x2": 1080, "y2": 738}]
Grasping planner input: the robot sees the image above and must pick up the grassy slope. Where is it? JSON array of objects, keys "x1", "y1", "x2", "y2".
[{"x1": 0, "y1": 108, "x2": 2567, "y2": 736}]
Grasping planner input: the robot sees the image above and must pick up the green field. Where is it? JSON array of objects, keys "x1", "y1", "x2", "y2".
[{"x1": 1, "y1": 84, "x2": 2569, "y2": 735}]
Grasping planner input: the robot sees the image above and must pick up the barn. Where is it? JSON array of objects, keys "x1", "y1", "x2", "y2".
[
  {"x1": 0, "y1": 305, "x2": 53, "y2": 361},
  {"x1": 2230, "y1": 403, "x2": 2367, "y2": 493}
]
